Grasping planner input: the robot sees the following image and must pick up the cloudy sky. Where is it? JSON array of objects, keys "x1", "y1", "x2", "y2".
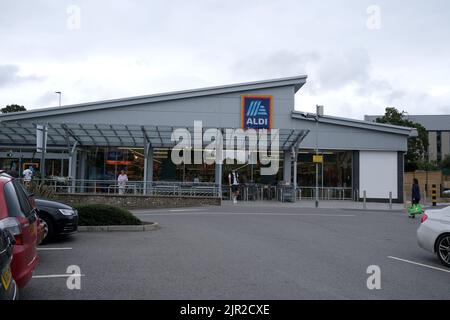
[{"x1": 0, "y1": 0, "x2": 449, "y2": 119}]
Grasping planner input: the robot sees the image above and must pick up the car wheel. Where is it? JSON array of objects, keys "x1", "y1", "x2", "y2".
[
  {"x1": 436, "y1": 234, "x2": 450, "y2": 267},
  {"x1": 40, "y1": 215, "x2": 54, "y2": 244}
]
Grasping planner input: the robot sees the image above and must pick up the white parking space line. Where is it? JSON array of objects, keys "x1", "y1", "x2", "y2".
[
  {"x1": 37, "y1": 247, "x2": 72, "y2": 251},
  {"x1": 32, "y1": 274, "x2": 85, "y2": 279},
  {"x1": 169, "y1": 208, "x2": 207, "y2": 212},
  {"x1": 136, "y1": 212, "x2": 356, "y2": 217},
  {"x1": 388, "y1": 256, "x2": 450, "y2": 274}
]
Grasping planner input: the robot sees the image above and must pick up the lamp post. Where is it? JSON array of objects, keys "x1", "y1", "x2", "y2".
[
  {"x1": 314, "y1": 115, "x2": 319, "y2": 207},
  {"x1": 299, "y1": 105, "x2": 323, "y2": 208},
  {"x1": 55, "y1": 91, "x2": 62, "y2": 107}
]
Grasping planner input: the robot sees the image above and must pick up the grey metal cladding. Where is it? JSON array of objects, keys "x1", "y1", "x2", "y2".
[
  {"x1": 288, "y1": 116, "x2": 409, "y2": 152},
  {"x1": 0, "y1": 75, "x2": 307, "y2": 122},
  {"x1": 0, "y1": 86, "x2": 294, "y2": 128}
]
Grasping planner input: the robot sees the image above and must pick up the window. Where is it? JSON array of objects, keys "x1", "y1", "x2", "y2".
[
  {"x1": 4, "y1": 182, "x2": 25, "y2": 218},
  {"x1": 297, "y1": 151, "x2": 352, "y2": 188},
  {"x1": 437, "y1": 131, "x2": 442, "y2": 162},
  {"x1": 12, "y1": 181, "x2": 34, "y2": 217}
]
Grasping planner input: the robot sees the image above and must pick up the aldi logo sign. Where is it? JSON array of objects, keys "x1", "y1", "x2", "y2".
[{"x1": 241, "y1": 95, "x2": 273, "y2": 129}]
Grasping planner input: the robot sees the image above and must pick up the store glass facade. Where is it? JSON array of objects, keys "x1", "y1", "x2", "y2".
[
  {"x1": 85, "y1": 147, "x2": 144, "y2": 181},
  {"x1": 0, "y1": 147, "x2": 69, "y2": 178},
  {"x1": 1, "y1": 147, "x2": 352, "y2": 190},
  {"x1": 297, "y1": 151, "x2": 352, "y2": 188}
]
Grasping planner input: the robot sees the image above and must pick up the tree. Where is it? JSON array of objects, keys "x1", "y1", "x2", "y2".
[
  {"x1": 417, "y1": 160, "x2": 439, "y2": 171},
  {"x1": 376, "y1": 107, "x2": 428, "y2": 171},
  {"x1": 441, "y1": 155, "x2": 450, "y2": 169},
  {"x1": 440, "y1": 155, "x2": 450, "y2": 175},
  {"x1": 1, "y1": 104, "x2": 26, "y2": 113}
]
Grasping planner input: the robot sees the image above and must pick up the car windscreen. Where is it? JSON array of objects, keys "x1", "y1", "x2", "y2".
[
  {"x1": 12, "y1": 181, "x2": 35, "y2": 217},
  {"x1": 4, "y1": 182, "x2": 26, "y2": 218}
]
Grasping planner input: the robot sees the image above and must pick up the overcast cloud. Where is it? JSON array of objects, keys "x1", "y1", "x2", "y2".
[{"x1": 0, "y1": 0, "x2": 449, "y2": 118}]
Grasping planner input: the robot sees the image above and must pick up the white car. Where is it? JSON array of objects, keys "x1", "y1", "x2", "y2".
[{"x1": 417, "y1": 206, "x2": 450, "y2": 267}]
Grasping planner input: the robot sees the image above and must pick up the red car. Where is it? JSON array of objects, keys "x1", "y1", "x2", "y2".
[{"x1": 0, "y1": 171, "x2": 43, "y2": 288}]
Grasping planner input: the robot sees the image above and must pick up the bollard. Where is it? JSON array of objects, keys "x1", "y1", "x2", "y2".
[
  {"x1": 389, "y1": 191, "x2": 392, "y2": 210},
  {"x1": 432, "y1": 184, "x2": 437, "y2": 206},
  {"x1": 363, "y1": 190, "x2": 367, "y2": 210}
]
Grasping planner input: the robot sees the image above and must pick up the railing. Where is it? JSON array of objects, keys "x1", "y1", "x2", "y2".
[
  {"x1": 296, "y1": 187, "x2": 354, "y2": 201},
  {"x1": 25, "y1": 177, "x2": 354, "y2": 201},
  {"x1": 221, "y1": 184, "x2": 354, "y2": 202},
  {"x1": 25, "y1": 178, "x2": 220, "y2": 198},
  {"x1": 222, "y1": 184, "x2": 278, "y2": 201}
]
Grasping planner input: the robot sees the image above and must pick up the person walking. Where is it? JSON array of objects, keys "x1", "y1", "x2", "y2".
[
  {"x1": 22, "y1": 166, "x2": 34, "y2": 185},
  {"x1": 117, "y1": 170, "x2": 128, "y2": 195},
  {"x1": 408, "y1": 178, "x2": 422, "y2": 218},
  {"x1": 412, "y1": 178, "x2": 421, "y2": 205},
  {"x1": 228, "y1": 170, "x2": 240, "y2": 204}
]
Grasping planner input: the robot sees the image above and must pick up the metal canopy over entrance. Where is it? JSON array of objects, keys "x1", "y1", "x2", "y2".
[
  {"x1": 0, "y1": 122, "x2": 309, "y2": 150},
  {"x1": 0, "y1": 121, "x2": 309, "y2": 201}
]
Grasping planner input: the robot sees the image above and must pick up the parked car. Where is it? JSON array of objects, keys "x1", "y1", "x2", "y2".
[
  {"x1": 0, "y1": 228, "x2": 18, "y2": 300},
  {"x1": 35, "y1": 199, "x2": 78, "y2": 244},
  {"x1": 0, "y1": 171, "x2": 41, "y2": 288},
  {"x1": 25, "y1": 193, "x2": 45, "y2": 246},
  {"x1": 417, "y1": 206, "x2": 450, "y2": 267}
]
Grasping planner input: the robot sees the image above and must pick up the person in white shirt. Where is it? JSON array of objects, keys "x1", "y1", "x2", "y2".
[
  {"x1": 22, "y1": 166, "x2": 33, "y2": 183},
  {"x1": 228, "y1": 170, "x2": 240, "y2": 204},
  {"x1": 117, "y1": 170, "x2": 128, "y2": 195}
]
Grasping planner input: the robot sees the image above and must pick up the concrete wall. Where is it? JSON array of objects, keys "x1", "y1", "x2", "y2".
[
  {"x1": 426, "y1": 131, "x2": 450, "y2": 162},
  {"x1": 428, "y1": 131, "x2": 437, "y2": 161},
  {"x1": 52, "y1": 194, "x2": 221, "y2": 209}
]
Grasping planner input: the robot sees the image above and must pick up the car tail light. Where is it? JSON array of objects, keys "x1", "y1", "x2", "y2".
[
  {"x1": 421, "y1": 214, "x2": 428, "y2": 223},
  {"x1": 0, "y1": 217, "x2": 23, "y2": 245}
]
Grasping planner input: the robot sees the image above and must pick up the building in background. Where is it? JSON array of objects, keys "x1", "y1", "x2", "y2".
[
  {"x1": 0, "y1": 76, "x2": 415, "y2": 202},
  {"x1": 365, "y1": 115, "x2": 450, "y2": 162}
]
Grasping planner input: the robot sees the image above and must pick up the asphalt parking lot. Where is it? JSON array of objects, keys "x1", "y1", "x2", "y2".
[{"x1": 21, "y1": 202, "x2": 450, "y2": 300}]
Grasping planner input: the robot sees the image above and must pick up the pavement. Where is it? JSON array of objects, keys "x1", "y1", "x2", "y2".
[
  {"x1": 216, "y1": 199, "x2": 407, "y2": 210},
  {"x1": 20, "y1": 201, "x2": 450, "y2": 300}
]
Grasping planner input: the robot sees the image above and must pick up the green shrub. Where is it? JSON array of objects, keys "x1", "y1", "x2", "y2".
[{"x1": 74, "y1": 204, "x2": 142, "y2": 226}]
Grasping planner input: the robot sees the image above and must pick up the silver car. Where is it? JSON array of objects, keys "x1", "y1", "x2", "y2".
[{"x1": 417, "y1": 206, "x2": 450, "y2": 267}]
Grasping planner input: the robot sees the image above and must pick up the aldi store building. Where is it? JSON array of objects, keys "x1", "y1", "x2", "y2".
[{"x1": 0, "y1": 75, "x2": 415, "y2": 203}]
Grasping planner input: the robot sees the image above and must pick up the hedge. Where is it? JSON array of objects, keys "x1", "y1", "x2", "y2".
[{"x1": 74, "y1": 204, "x2": 142, "y2": 226}]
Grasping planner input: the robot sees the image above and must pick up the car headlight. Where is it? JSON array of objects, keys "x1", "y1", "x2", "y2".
[{"x1": 59, "y1": 209, "x2": 75, "y2": 216}]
